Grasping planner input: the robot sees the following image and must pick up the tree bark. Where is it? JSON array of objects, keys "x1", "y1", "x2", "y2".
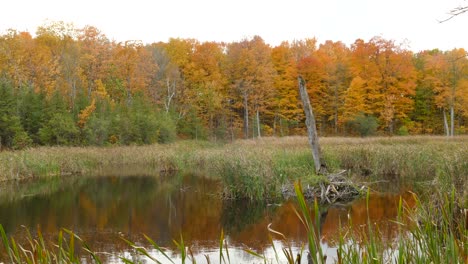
[
  {"x1": 443, "y1": 109, "x2": 449, "y2": 137},
  {"x1": 298, "y1": 76, "x2": 324, "y2": 174},
  {"x1": 243, "y1": 92, "x2": 249, "y2": 139},
  {"x1": 164, "y1": 78, "x2": 175, "y2": 113},
  {"x1": 256, "y1": 108, "x2": 261, "y2": 138},
  {"x1": 450, "y1": 105, "x2": 455, "y2": 137}
]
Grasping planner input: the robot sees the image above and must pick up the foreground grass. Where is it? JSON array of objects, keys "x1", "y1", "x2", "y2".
[
  {"x1": 1, "y1": 185, "x2": 466, "y2": 263},
  {"x1": 0, "y1": 136, "x2": 467, "y2": 201}
]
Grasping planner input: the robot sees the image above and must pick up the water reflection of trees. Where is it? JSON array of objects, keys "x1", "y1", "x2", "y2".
[
  {"x1": 321, "y1": 191, "x2": 416, "y2": 245},
  {"x1": 221, "y1": 199, "x2": 271, "y2": 234},
  {"x1": 0, "y1": 175, "x2": 416, "y2": 262}
]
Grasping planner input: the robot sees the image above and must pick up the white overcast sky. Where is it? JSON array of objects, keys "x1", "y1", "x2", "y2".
[{"x1": 1, "y1": 0, "x2": 467, "y2": 52}]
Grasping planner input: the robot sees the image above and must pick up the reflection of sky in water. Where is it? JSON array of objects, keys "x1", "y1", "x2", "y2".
[
  {"x1": 99, "y1": 240, "x2": 339, "y2": 264},
  {"x1": 0, "y1": 174, "x2": 415, "y2": 263}
]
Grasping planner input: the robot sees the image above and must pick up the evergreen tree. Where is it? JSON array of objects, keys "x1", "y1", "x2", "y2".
[
  {"x1": 38, "y1": 91, "x2": 79, "y2": 145},
  {"x1": 17, "y1": 86, "x2": 46, "y2": 144},
  {"x1": 0, "y1": 79, "x2": 32, "y2": 149}
]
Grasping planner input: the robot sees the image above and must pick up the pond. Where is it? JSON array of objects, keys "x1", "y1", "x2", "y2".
[{"x1": 0, "y1": 173, "x2": 415, "y2": 263}]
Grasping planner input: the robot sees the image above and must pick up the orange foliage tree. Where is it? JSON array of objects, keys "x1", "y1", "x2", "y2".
[
  {"x1": 1, "y1": 22, "x2": 467, "y2": 144},
  {"x1": 345, "y1": 37, "x2": 416, "y2": 133},
  {"x1": 226, "y1": 36, "x2": 275, "y2": 139}
]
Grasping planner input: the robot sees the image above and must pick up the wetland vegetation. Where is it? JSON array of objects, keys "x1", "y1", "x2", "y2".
[
  {"x1": 0, "y1": 136, "x2": 466, "y2": 263},
  {"x1": 1, "y1": 136, "x2": 466, "y2": 200}
]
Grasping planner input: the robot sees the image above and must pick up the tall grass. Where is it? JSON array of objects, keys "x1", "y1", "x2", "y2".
[
  {"x1": 0, "y1": 225, "x2": 101, "y2": 264},
  {"x1": 335, "y1": 189, "x2": 467, "y2": 263},
  {"x1": 0, "y1": 136, "x2": 466, "y2": 201}
]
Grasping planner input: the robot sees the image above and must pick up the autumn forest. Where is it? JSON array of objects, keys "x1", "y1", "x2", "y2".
[{"x1": 1, "y1": 22, "x2": 467, "y2": 149}]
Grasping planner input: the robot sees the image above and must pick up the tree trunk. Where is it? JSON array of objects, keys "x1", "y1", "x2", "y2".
[
  {"x1": 443, "y1": 109, "x2": 449, "y2": 137},
  {"x1": 273, "y1": 114, "x2": 277, "y2": 136},
  {"x1": 279, "y1": 118, "x2": 284, "y2": 137},
  {"x1": 256, "y1": 108, "x2": 261, "y2": 138},
  {"x1": 71, "y1": 79, "x2": 76, "y2": 111},
  {"x1": 450, "y1": 105, "x2": 455, "y2": 137},
  {"x1": 243, "y1": 93, "x2": 249, "y2": 139},
  {"x1": 298, "y1": 76, "x2": 325, "y2": 174}
]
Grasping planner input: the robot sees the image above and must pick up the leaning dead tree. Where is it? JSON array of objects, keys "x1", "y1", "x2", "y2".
[
  {"x1": 298, "y1": 76, "x2": 325, "y2": 175},
  {"x1": 288, "y1": 76, "x2": 362, "y2": 204}
]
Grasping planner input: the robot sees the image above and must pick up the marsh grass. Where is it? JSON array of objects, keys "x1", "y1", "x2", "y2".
[
  {"x1": 335, "y1": 190, "x2": 467, "y2": 264},
  {"x1": 0, "y1": 225, "x2": 101, "y2": 264},
  {"x1": 0, "y1": 136, "x2": 466, "y2": 200},
  {"x1": 1, "y1": 136, "x2": 466, "y2": 262}
]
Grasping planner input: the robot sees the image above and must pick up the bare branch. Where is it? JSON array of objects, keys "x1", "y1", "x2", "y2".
[{"x1": 439, "y1": 5, "x2": 468, "y2": 23}]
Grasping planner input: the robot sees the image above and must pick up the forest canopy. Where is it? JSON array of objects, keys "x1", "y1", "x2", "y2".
[{"x1": 0, "y1": 22, "x2": 467, "y2": 149}]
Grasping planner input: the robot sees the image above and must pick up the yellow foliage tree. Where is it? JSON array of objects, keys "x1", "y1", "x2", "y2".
[{"x1": 77, "y1": 99, "x2": 96, "y2": 129}]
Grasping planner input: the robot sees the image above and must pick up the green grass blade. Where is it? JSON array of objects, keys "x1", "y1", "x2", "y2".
[
  {"x1": 120, "y1": 235, "x2": 160, "y2": 263},
  {"x1": 58, "y1": 229, "x2": 64, "y2": 263},
  {"x1": 219, "y1": 229, "x2": 225, "y2": 264},
  {"x1": 10, "y1": 237, "x2": 21, "y2": 263},
  {"x1": 268, "y1": 234, "x2": 280, "y2": 264},
  {"x1": 119, "y1": 256, "x2": 136, "y2": 264},
  {"x1": 224, "y1": 237, "x2": 231, "y2": 264},
  {"x1": 294, "y1": 181, "x2": 322, "y2": 263},
  {"x1": 0, "y1": 224, "x2": 15, "y2": 264},
  {"x1": 243, "y1": 248, "x2": 265, "y2": 260},
  {"x1": 173, "y1": 234, "x2": 186, "y2": 264},
  {"x1": 143, "y1": 234, "x2": 175, "y2": 264}
]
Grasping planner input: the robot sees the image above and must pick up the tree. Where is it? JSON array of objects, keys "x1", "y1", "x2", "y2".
[
  {"x1": 348, "y1": 113, "x2": 379, "y2": 137},
  {"x1": 38, "y1": 91, "x2": 79, "y2": 145},
  {"x1": 0, "y1": 79, "x2": 31, "y2": 149},
  {"x1": 146, "y1": 43, "x2": 181, "y2": 113},
  {"x1": 38, "y1": 112, "x2": 79, "y2": 145},
  {"x1": 162, "y1": 38, "x2": 202, "y2": 137},
  {"x1": 290, "y1": 38, "x2": 317, "y2": 63},
  {"x1": 186, "y1": 41, "x2": 228, "y2": 139},
  {"x1": 298, "y1": 76, "x2": 323, "y2": 174},
  {"x1": 342, "y1": 76, "x2": 369, "y2": 120},
  {"x1": 36, "y1": 21, "x2": 83, "y2": 109},
  {"x1": 412, "y1": 51, "x2": 444, "y2": 134},
  {"x1": 17, "y1": 85, "x2": 46, "y2": 143},
  {"x1": 297, "y1": 52, "x2": 328, "y2": 134},
  {"x1": 271, "y1": 42, "x2": 302, "y2": 135},
  {"x1": 108, "y1": 96, "x2": 175, "y2": 144},
  {"x1": 78, "y1": 26, "x2": 111, "y2": 100},
  {"x1": 345, "y1": 37, "x2": 416, "y2": 134},
  {"x1": 316, "y1": 41, "x2": 352, "y2": 134},
  {"x1": 109, "y1": 40, "x2": 157, "y2": 105},
  {"x1": 226, "y1": 36, "x2": 275, "y2": 139},
  {"x1": 423, "y1": 49, "x2": 468, "y2": 136}
]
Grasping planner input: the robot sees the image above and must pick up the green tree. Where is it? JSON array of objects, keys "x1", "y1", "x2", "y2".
[
  {"x1": 348, "y1": 113, "x2": 379, "y2": 137},
  {"x1": 0, "y1": 79, "x2": 32, "y2": 149},
  {"x1": 108, "y1": 96, "x2": 176, "y2": 145},
  {"x1": 17, "y1": 85, "x2": 46, "y2": 143},
  {"x1": 38, "y1": 91, "x2": 79, "y2": 145},
  {"x1": 38, "y1": 113, "x2": 79, "y2": 145}
]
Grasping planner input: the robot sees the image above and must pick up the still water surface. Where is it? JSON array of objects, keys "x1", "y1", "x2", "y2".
[{"x1": 0, "y1": 174, "x2": 415, "y2": 263}]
